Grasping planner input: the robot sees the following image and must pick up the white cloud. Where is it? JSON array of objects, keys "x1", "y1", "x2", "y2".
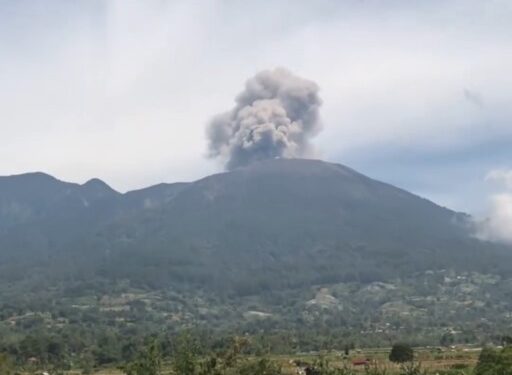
[
  {"x1": 478, "y1": 169, "x2": 512, "y2": 243},
  {"x1": 478, "y1": 194, "x2": 512, "y2": 244},
  {"x1": 485, "y1": 169, "x2": 512, "y2": 190},
  {"x1": 0, "y1": 1, "x2": 512, "y2": 194}
]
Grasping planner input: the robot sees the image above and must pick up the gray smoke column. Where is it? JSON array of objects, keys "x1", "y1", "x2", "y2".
[{"x1": 206, "y1": 68, "x2": 322, "y2": 170}]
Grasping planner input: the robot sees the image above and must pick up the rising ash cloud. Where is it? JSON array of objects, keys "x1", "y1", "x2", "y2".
[{"x1": 206, "y1": 68, "x2": 322, "y2": 170}]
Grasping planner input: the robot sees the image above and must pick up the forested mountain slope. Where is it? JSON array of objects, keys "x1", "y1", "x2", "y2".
[{"x1": 0, "y1": 159, "x2": 509, "y2": 295}]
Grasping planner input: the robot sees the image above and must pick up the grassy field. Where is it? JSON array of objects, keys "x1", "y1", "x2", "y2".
[
  {"x1": 75, "y1": 347, "x2": 479, "y2": 375},
  {"x1": 274, "y1": 347, "x2": 478, "y2": 374}
]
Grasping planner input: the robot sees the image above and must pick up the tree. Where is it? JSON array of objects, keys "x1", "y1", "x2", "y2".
[
  {"x1": 389, "y1": 343, "x2": 414, "y2": 364},
  {"x1": 475, "y1": 346, "x2": 512, "y2": 375},
  {"x1": 502, "y1": 335, "x2": 512, "y2": 347},
  {"x1": 122, "y1": 339, "x2": 162, "y2": 375},
  {"x1": 238, "y1": 357, "x2": 282, "y2": 375},
  {"x1": 172, "y1": 332, "x2": 200, "y2": 375},
  {"x1": 475, "y1": 347, "x2": 500, "y2": 375},
  {"x1": 0, "y1": 353, "x2": 15, "y2": 375},
  {"x1": 439, "y1": 332, "x2": 454, "y2": 347}
]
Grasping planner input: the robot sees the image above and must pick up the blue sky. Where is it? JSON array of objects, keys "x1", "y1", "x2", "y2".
[{"x1": 1, "y1": 0, "x2": 512, "y2": 217}]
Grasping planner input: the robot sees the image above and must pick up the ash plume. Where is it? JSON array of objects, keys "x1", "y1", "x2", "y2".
[{"x1": 206, "y1": 68, "x2": 322, "y2": 170}]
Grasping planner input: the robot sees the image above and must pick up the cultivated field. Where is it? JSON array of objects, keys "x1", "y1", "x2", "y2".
[{"x1": 51, "y1": 347, "x2": 479, "y2": 375}]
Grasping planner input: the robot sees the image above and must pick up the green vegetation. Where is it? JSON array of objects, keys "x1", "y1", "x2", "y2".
[
  {"x1": 170, "y1": 335, "x2": 282, "y2": 375},
  {"x1": 0, "y1": 331, "x2": 494, "y2": 375},
  {"x1": 0, "y1": 353, "x2": 15, "y2": 375},
  {"x1": 1, "y1": 267, "x2": 509, "y2": 360},
  {"x1": 121, "y1": 339, "x2": 162, "y2": 375},
  {"x1": 389, "y1": 344, "x2": 414, "y2": 364},
  {"x1": 474, "y1": 346, "x2": 512, "y2": 375}
]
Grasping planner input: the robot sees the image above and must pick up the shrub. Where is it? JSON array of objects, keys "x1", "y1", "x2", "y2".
[{"x1": 474, "y1": 346, "x2": 512, "y2": 375}]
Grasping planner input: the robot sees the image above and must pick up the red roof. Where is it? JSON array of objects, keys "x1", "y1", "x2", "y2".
[{"x1": 352, "y1": 359, "x2": 370, "y2": 366}]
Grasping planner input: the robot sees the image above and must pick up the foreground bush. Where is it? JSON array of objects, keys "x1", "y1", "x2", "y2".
[{"x1": 474, "y1": 346, "x2": 512, "y2": 375}]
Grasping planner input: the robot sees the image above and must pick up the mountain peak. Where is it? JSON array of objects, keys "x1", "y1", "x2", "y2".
[
  {"x1": 83, "y1": 178, "x2": 113, "y2": 189},
  {"x1": 236, "y1": 158, "x2": 362, "y2": 177},
  {"x1": 1, "y1": 171, "x2": 58, "y2": 182},
  {"x1": 82, "y1": 178, "x2": 119, "y2": 197}
]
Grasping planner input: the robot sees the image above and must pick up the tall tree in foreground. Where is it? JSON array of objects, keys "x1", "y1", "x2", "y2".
[
  {"x1": 121, "y1": 339, "x2": 162, "y2": 375},
  {"x1": 172, "y1": 332, "x2": 200, "y2": 375},
  {"x1": 0, "y1": 353, "x2": 15, "y2": 375},
  {"x1": 388, "y1": 344, "x2": 425, "y2": 375},
  {"x1": 474, "y1": 346, "x2": 512, "y2": 375}
]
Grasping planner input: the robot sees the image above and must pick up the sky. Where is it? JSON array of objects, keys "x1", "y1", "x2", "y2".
[{"x1": 1, "y1": 0, "x2": 512, "y2": 218}]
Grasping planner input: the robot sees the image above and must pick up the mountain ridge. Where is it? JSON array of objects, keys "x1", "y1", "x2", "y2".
[
  {"x1": 2, "y1": 158, "x2": 512, "y2": 344},
  {"x1": 0, "y1": 158, "x2": 508, "y2": 295},
  {"x1": 0, "y1": 158, "x2": 466, "y2": 214}
]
